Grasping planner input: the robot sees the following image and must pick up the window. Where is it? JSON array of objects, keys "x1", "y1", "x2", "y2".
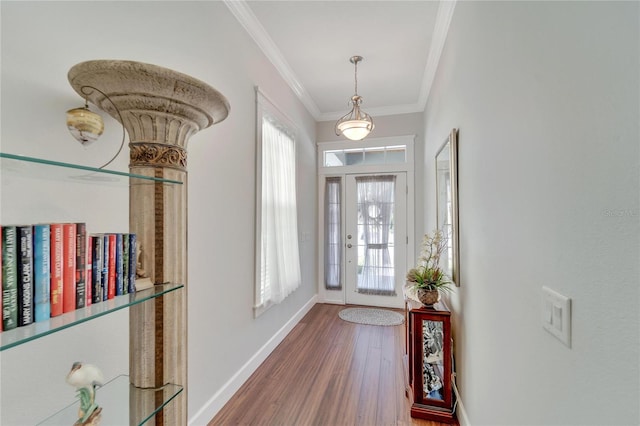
[
  {"x1": 255, "y1": 89, "x2": 301, "y2": 315},
  {"x1": 324, "y1": 177, "x2": 342, "y2": 289},
  {"x1": 323, "y1": 145, "x2": 407, "y2": 167}
]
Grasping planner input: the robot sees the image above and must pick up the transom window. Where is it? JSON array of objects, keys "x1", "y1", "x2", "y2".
[{"x1": 323, "y1": 145, "x2": 407, "y2": 167}]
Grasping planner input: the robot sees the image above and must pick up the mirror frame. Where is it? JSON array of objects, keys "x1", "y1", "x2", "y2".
[{"x1": 435, "y1": 128, "x2": 459, "y2": 286}]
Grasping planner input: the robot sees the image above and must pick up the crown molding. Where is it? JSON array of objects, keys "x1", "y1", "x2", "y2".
[
  {"x1": 226, "y1": 0, "x2": 456, "y2": 121},
  {"x1": 224, "y1": 0, "x2": 321, "y2": 120},
  {"x1": 418, "y1": 0, "x2": 457, "y2": 110}
]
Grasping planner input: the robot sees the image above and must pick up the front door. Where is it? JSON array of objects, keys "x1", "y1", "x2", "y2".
[{"x1": 344, "y1": 173, "x2": 407, "y2": 308}]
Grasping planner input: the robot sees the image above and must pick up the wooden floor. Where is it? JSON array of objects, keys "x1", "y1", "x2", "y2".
[{"x1": 209, "y1": 303, "x2": 456, "y2": 426}]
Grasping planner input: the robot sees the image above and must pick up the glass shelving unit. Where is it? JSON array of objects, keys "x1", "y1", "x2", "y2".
[
  {"x1": 37, "y1": 375, "x2": 183, "y2": 426},
  {"x1": 0, "y1": 152, "x2": 183, "y2": 184},
  {"x1": 1, "y1": 151, "x2": 186, "y2": 423},
  {"x1": 0, "y1": 283, "x2": 183, "y2": 351}
]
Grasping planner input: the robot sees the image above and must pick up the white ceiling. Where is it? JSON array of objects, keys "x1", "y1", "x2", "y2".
[{"x1": 225, "y1": 1, "x2": 456, "y2": 121}]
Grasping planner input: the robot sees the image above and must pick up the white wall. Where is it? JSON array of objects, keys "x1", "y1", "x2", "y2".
[
  {"x1": 422, "y1": 2, "x2": 639, "y2": 425},
  {"x1": 1, "y1": 2, "x2": 317, "y2": 424},
  {"x1": 185, "y1": 4, "x2": 318, "y2": 424}
]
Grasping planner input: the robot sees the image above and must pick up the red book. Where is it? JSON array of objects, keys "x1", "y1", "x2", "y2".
[
  {"x1": 50, "y1": 224, "x2": 64, "y2": 317},
  {"x1": 1, "y1": 225, "x2": 2, "y2": 332},
  {"x1": 107, "y1": 234, "x2": 116, "y2": 299},
  {"x1": 75, "y1": 223, "x2": 87, "y2": 309},
  {"x1": 62, "y1": 223, "x2": 77, "y2": 313},
  {"x1": 86, "y1": 235, "x2": 92, "y2": 307}
]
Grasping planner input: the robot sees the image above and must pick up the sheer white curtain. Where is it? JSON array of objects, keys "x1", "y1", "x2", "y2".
[
  {"x1": 357, "y1": 175, "x2": 396, "y2": 295},
  {"x1": 259, "y1": 116, "x2": 301, "y2": 306}
]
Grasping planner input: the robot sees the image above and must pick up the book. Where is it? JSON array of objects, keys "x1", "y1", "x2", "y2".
[
  {"x1": 122, "y1": 233, "x2": 130, "y2": 295},
  {"x1": 33, "y1": 224, "x2": 51, "y2": 322},
  {"x1": 0, "y1": 225, "x2": 2, "y2": 332},
  {"x1": 50, "y1": 223, "x2": 64, "y2": 317},
  {"x1": 16, "y1": 225, "x2": 34, "y2": 327},
  {"x1": 62, "y1": 223, "x2": 77, "y2": 313},
  {"x1": 2, "y1": 226, "x2": 19, "y2": 330},
  {"x1": 101, "y1": 234, "x2": 109, "y2": 301},
  {"x1": 75, "y1": 223, "x2": 87, "y2": 309},
  {"x1": 86, "y1": 235, "x2": 92, "y2": 307},
  {"x1": 128, "y1": 233, "x2": 137, "y2": 293},
  {"x1": 115, "y1": 233, "x2": 124, "y2": 296},
  {"x1": 107, "y1": 233, "x2": 116, "y2": 300},
  {"x1": 90, "y1": 234, "x2": 103, "y2": 304}
]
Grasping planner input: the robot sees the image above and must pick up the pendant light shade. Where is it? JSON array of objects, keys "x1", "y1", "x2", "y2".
[{"x1": 335, "y1": 56, "x2": 374, "y2": 141}]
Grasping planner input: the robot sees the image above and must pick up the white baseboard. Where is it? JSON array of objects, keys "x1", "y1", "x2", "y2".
[
  {"x1": 452, "y1": 380, "x2": 470, "y2": 426},
  {"x1": 321, "y1": 297, "x2": 345, "y2": 305},
  {"x1": 188, "y1": 295, "x2": 318, "y2": 426}
]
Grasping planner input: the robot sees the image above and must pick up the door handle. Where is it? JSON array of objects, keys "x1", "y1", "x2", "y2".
[
  {"x1": 347, "y1": 243, "x2": 353, "y2": 248},
  {"x1": 347, "y1": 234, "x2": 352, "y2": 239}
]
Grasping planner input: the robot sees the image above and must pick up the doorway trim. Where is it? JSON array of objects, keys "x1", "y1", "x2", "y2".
[{"x1": 317, "y1": 135, "x2": 415, "y2": 305}]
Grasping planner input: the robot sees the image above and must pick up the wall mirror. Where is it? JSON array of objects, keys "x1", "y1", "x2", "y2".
[{"x1": 435, "y1": 128, "x2": 459, "y2": 286}]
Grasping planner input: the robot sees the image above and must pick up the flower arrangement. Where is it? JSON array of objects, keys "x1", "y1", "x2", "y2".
[{"x1": 406, "y1": 229, "x2": 453, "y2": 293}]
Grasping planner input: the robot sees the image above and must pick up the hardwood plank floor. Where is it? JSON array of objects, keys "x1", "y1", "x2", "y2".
[{"x1": 209, "y1": 303, "x2": 456, "y2": 426}]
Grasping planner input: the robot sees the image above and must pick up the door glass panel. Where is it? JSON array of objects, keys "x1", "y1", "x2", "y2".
[
  {"x1": 355, "y1": 175, "x2": 396, "y2": 295},
  {"x1": 324, "y1": 177, "x2": 342, "y2": 289},
  {"x1": 422, "y1": 319, "x2": 445, "y2": 401}
]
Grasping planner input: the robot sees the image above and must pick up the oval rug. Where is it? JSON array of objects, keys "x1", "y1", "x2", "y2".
[{"x1": 338, "y1": 307, "x2": 404, "y2": 326}]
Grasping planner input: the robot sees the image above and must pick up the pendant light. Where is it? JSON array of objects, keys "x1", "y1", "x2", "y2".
[{"x1": 335, "y1": 55, "x2": 374, "y2": 141}]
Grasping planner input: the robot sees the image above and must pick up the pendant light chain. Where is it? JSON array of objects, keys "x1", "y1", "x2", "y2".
[{"x1": 354, "y1": 59, "x2": 358, "y2": 96}]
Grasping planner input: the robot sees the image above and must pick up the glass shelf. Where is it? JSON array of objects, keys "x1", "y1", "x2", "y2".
[
  {"x1": 37, "y1": 375, "x2": 183, "y2": 426},
  {"x1": 0, "y1": 283, "x2": 183, "y2": 351},
  {"x1": 0, "y1": 152, "x2": 183, "y2": 184}
]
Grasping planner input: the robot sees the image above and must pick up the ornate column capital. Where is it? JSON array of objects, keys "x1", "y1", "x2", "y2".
[{"x1": 68, "y1": 59, "x2": 231, "y2": 166}]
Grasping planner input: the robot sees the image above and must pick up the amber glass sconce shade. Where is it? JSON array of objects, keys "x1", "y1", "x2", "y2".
[{"x1": 66, "y1": 102, "x2": 104, "y2": 146}]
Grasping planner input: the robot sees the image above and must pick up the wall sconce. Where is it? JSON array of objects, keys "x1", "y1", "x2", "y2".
[
  {"x1": 66, "y1": 86, "x2": 125, "y2": 169},
  {"x1": 66, "y1": 101, "x2": 104, "y2": 145}
]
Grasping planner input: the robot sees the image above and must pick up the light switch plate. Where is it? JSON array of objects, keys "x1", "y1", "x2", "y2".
[{"x1": 542, "y1": 286, "x2": 571, "y2": 347}]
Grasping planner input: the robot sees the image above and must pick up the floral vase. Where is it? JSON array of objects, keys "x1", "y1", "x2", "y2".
[{"x1": 416, "y1": 288, "x2": 440, "y2": 306}]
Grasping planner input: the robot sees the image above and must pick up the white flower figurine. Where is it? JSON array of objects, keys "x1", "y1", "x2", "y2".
[{"x1": 66, "y1": 362, "x2": 104, "y2": 425}]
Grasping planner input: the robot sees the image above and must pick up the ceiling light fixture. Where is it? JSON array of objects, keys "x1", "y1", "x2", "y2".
[{"x1": 335, "y1": 55, "x2": 374, "y2": 141}]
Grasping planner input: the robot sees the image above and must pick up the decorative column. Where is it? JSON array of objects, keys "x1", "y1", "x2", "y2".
[{"x1": 68, "y1": 60, "x2": 229, "y2": 425}]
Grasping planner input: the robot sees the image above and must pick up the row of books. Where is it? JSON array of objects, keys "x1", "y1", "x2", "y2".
[{"x1": 1, "y1": 223, "x2": 137, "y2": 332}]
